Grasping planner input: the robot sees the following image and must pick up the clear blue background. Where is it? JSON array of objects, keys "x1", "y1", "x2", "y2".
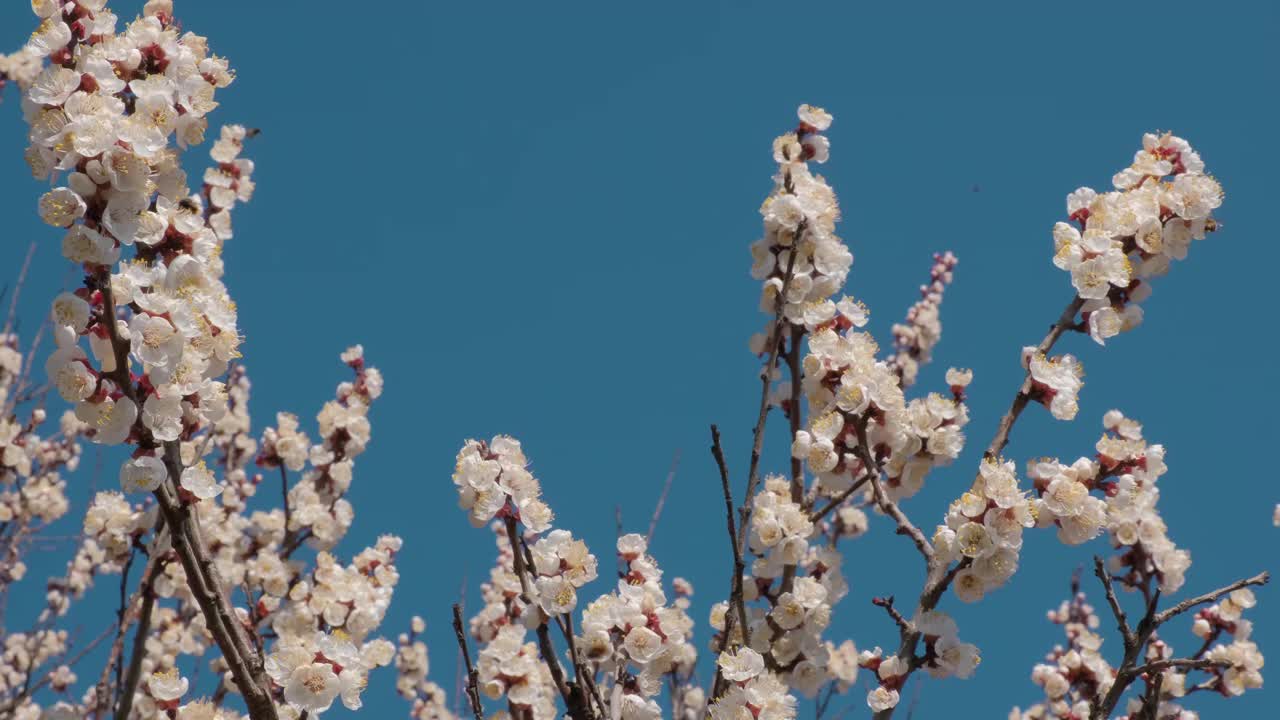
[{"x1": 2, "y1": 1, "x2": 1276, "y2": 717}]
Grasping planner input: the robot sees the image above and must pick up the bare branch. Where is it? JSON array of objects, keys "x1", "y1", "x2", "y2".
[
  {"x1": 1154, "y1": 571, "x2": 1270, "y2": 626},
  {"x1": 871, "y1": 596, "x2": 911, "y2": 634},
  {"x1": 854, "y1": 420, "x2": 932, "y2": 563},
  {"x1": 451, "y1": 604, "x2": 484, "y2": 720},
  {"x1": 646, "y1": 449, "x2": 681, "y2": 544},
  {"x1": 710, "y1": 424, "x2": 750, "y2": 651},
  {"x1": 114, "y1": 553, "x2": 165, "y2": 720},
  {"x1": 1131, "y1": 658, "x2": 1226, "y2": 676},
  {"x1": 1094, "y1": 556, "x2": 1134, "y2": 647},
  {"x1": 807, "y1": 475, "x2": 870, "y2": 525}
]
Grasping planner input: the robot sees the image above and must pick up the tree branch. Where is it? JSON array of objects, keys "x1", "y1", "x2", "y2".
[
  {"x1": 983, "y1": 295, "x2": 1084, "y2": 460},
  {"x1": 710, "y1": 424, "x2": 750, "y2": 651},
  {"x1": 1154, "y1": 571, "x2": 1270, "y2": 626},
  {"x1": 1094, "y1": 556, "x2": 1134, "y2": 647},
  {"x1": 451, "y1": 604, "x2": 484, "y2": 720},
  {"x1": 114, "y1": 552, "x2": 165, "y2": 720}
]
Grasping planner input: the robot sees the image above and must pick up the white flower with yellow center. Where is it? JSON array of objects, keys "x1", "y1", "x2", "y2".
[
  {"x1": 38, "y1": 187, "x2": 86, "y2": 227},
  {"x1": 283, "y1": 662, "x2": 341, "y2": 715},
  {"x1": 120, "y1": 455, "x2": 167, "y2": 494}
]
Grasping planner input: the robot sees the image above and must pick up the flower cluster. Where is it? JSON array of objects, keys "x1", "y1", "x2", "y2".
[
  {"x1": 272, "y1": 345, "x2": 384, "y2": 550},
  {"x1": 749, "y1": 104, "x2": 851, "y2": 351},
  {"x1": 725, "y1": 475, "x2": 851, "y2": 697},
  {"x1": 476, "y1": 625, "x2": 559, "y2": 719},
  {"x1": 859, "y1": 610, "x2": 979, "y2": 713},
  {"x1": 934, "y1": 458, "x2": 1035, "y2": 603},
  {"x1": 265, "y1": 630, "x2": 394, "y2": 715},
  {"x1": 1013, "y1": 576, "x2": 1266, "y2": 719},
  {"x1": 0, "y1": 45, "x2": 42, "y2": 99},
  {"x1": 1024, "y1": 350, "x2": 1084, "y2": 421},
  {"x1": 1196, "y1": 589, "x2": 1265, "y2": 697},
  {"x1": 709, "y1": 647, "x2": 797, "y2": 720},
  {"x1": 887, "y1": 251, "x2": 959, "y2": 389},
  {"x1": 1, "y1": 335, "x2": 84, "y2": 592},
  {"x1": 1052, "y1": 133, "x2": 1222, "y2": 345},
  {"x1": 394, "y1": 617, "x2": 456, "y2": 720},
  {"x1": 790, "y1": 320, "x2": 906, "y2": 495},
  {"x1": 748, "y1": 475, "x2": 814, "y2": 579},
  {"x1": 453, "y1": 435, "x2": 553, "y2": 533},
  {"x1": 1029, "y1": 411, "x2": 1190, "y2": 593},
  {"x1": 1010, "y1": 587, "x2": 1115, "y2": 720},
  {"x1": 23, "y1": 0, "x2": 250, "y2": 490},
  {"x1": 577, "y1": 534, "x2": 697, "y2": 719},
  {"x1": 791, "y1": 319, "x2": 970, "y2": 504},
  {"x1": 529, "y1": 529, "x2": 598, "y2": 616}
]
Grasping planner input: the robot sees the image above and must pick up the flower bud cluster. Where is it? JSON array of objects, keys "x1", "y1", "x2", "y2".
[
  {"x1": 1010, "y1": 589, "x2": 1114, "y2": 719},
  {"x1": 887, "y1": 252, "x2": 959, "y2": 389},
  {"x1": 395, "y1": 617, "x2": 456, "y2": 720}
]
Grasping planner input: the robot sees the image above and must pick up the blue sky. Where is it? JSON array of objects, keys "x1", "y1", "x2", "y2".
[{"x1": 2, "y1": 1, "x2": 1277, "y2": 717}]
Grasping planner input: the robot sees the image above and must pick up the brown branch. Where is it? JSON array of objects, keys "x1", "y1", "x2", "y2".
[
  {"x1": 279, "y1": 465, "x2": 292, "y2": 539},
  {"x1": 983, "y1": 295, "x2": 1085, "y2": 460},
  {"x1": 709, "y1": 424, "x2": 748, "y2": 699},
  {"x1": 854, "y1": 420, "x2": 932, "y2": 563},
  {"x1": 808, "y1": 473, "x2": 871, "y2": 524},
  {"x1": 1154, "y1": 571, "x2": 1270, "y2": 626},
  {"x1": 710, "y1": 425, "x2": 749, "y2": 649},
  {"x1": 1132, "y1": 658, "x2": 1226, "y2": 676},
  {"x1": 452, "y1": 604, "x2": 484, "y2": 720},
  {"x1": 92, "y1": 276, "x2": 272, "y2": 720},
  {"x1": 502, "y1": 517, "x2": 586, "y2": 718},
  {"x1": 1087, "y1": 568, "x2": 1267, "y2": 720},
  {"x1": 1, "y1": 241, "x2": 35, "y2": 337},
  {"x1": 871, "y1": 596, "x2": 911, "y2": 634},
  {"x1": 737, "y1": 237, "x2": 802, "y2": 549},
  {"x1": 114, "y1": 553, "x2": 164, "y2": 720},
  {"x1": 1094, "y1": 557, "x2": 1134, "y2": 647},
  {"x1": 154, "y1": 443, "x2": 279, "y2": 720}
]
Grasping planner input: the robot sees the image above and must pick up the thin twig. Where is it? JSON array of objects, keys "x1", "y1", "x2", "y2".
[
  {"x1": 871, "y1": 596, "x2": 911, "y2": 634},
  {"x1": 983, "y1": 295, "x2": 1084, "y2": 460},
  {"x1": 114, "y1": 554, "x2": 165, "y2": 720},
  {"x1": 855, "y1": 420, "x2": 932, "y2": 563},
  {"x1": 1094, "y1": 556, "x2": 1134, "y2": 647},
  {"x1": 710, "y1": 425, "x2": 749, "y2": 648},
  {"x1": 1153, "y1": 571, "x2": 1270, "y2": 625},
  {"x1": 451, "y1": 604, "x2": 484, "y2": 720},
  {"x1": 808, "y1": 473, "x2": 871, "y2": 523},
  {"x1": 646, "y1": 450, "x2": 681, "y2": 544}
]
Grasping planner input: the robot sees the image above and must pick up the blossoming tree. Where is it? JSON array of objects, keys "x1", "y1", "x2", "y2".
[{"x1": 0, "y1": 2, "x2": 1271, "y2": 720}]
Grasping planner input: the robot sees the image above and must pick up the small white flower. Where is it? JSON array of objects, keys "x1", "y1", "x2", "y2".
[
  {"x1": 623, "y1": 626, "x2": 663, "y2": 663},
  {"x1": 717, "y1": 647, "x2": 764, "y2": 682},
  {"x1": 867, "y1": 686, "x2": 900, "y2": 712},
  {"x1": 283, "y1": 663, "x2": 341, "y2": 714},
  {"x1": 149, "y1": 668, "x2": 189, "y2": 702},
  {"x1": 39, "y1": 188, "x2": 86, "y2": 227},
  {"x1": 121, "y1": 455, "x2": 167, "y2": 493},
  {"x1": 50, "y1": 292, "x2": 91, "y2": 333},
  {"x1": 180, "y1": 462, "x2": 223, "y2": 501}
]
